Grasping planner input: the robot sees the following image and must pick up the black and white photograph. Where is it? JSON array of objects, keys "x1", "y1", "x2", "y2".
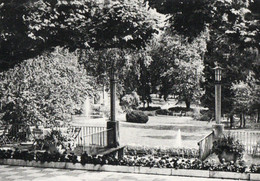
[{"x1": 0, "y1": 0, "x2": 259, "y2": 180}]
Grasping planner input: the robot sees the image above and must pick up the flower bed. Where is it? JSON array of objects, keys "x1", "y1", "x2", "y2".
[
  {"x1": 0, "y1": 148, "x2": 259, "y2": 173},
  {"x1": 0, "y1": 148, "x2": 260, "y2": 180},
  {"x1": 124, "y1": 146, "x2": 199, "y2": 158}
]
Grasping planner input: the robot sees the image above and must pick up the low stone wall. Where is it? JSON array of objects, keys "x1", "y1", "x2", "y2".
[{"x1": 0, "y1": 159, "x2": 259, "y2": 180}]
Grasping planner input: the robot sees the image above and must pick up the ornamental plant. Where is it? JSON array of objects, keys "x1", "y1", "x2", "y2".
[
  {"x1": 0, "y1": 47, "x2": 96, "y2": 127},
  {"x1": 126, "y1": 110, "x2": 149, "y2": 124},
  {"x1": 0, "y1": 148, "x2": 251, "y2": 173},
  {"x1": 212, "y1": 134, "x2": 245, "y2": 161},
  {"x1": 250, "y1": 164, "x2": 260, "y2": 173}
]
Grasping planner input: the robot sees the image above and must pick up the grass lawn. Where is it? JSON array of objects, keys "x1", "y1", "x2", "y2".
[{"x1": 119, "y1": 116, "x2": 213, "y2": 149}]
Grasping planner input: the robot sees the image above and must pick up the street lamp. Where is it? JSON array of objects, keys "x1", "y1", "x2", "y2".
[
  {"x1": 107, "y1": 49, "x2": 119, "y2": 148},
  {"x1": 214, "y1": 65, "x2": 222, "y2": 83},
  {"x1": 213, "y1": 63, "x2": 224, "y2": 137}
]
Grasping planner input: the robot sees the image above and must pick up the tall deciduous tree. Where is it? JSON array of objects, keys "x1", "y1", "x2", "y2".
[
  {"x1": 147, "y1": 0, "x2": 259, "y2": 114},
  {"x1": 161, "y1": 30, "x2": 207, "y2": 108},
  {"x1": 202, "y1": 0, "x2": 259, "y2": 114}
]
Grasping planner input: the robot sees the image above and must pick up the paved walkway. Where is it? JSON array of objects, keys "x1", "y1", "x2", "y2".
[{"x1": 0, "y1": 165, "x2": 236, "y2": 181}]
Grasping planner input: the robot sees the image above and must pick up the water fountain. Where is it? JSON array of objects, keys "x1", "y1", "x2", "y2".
[
  {"x1": 175, "y1": 129, "x2": 182, "y2": 148},
  {"x1": 83, "y1": 97, "x2": 91, "y2": 120}
]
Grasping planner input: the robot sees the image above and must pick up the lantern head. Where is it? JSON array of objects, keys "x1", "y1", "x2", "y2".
[{"x1": 213, "y1": 65, "x2": 223, "y2": 82}]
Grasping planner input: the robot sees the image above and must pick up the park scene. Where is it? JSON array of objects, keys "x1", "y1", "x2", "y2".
[{"x1": 0, "y1": 0, "x2": 259, "y2": 180}]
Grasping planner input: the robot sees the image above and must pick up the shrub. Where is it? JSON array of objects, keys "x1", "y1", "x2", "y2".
[
  {"x1": 155, "y1": 109, "x2": 171, "y2": 115},
  {"x1": 0, "y1": 48, "x2": 95, "y2": 127},
  {"x1": 126, "y1": 111, "x2": 149, "y2": 123},
  {"x1": 212, "y1": 134, "x2": 244, "y2": 163},
  {"x1": 0, "y1": 149, "x2": 12, "y2": 159},
  {"x1": 120, "y1": 92, "x2": 140, "y2": 111},
  {"x1": 250, "y1": 164, "x2": 260, "y2": 173},
  {"x1": 138, "y1": 106, "x2": 161, "y2": 111},
  {"x1": 198, "y1": 110, "x2": 214, "y2": 121},
  {"x1": 68, "y1": 153, "x2": 78, "y2": 164},
  {"x1": 168, "y1": 107, "x2": 193, "y2": 113}
]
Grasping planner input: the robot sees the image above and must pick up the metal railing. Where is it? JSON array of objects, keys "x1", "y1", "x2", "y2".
[
  {"x1": 81, "y1": 128, "x2": 113, "y2": 147},
  {"x1": 224, "y1": 130, "x2": 260, "y2": 155},
  {"x1": 197, "y1": 131, "x2": 214, "y2": 160},
  {"x1": 72, "y1": 126, "x2": 108, "y2": 147}
]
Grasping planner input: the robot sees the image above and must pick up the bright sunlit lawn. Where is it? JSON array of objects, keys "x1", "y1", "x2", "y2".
[{"x1": 119, "y1": 115, "x2": 213, "y2": 149}]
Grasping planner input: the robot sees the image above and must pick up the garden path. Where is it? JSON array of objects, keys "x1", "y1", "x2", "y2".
[{"x1": 0, "y1": 165, "x2": 238, "y2": 181}]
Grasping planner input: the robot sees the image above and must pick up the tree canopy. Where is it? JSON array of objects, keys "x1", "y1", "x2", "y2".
[{"x1": 0, "y1": 0, "x2": 164, "y2": 71}]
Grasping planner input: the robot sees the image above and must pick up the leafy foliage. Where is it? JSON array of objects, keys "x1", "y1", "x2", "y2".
[
  {"x1": 148, "y1": 28, "x2": 207, "y2": 107},
  {"x1": 212, "y1": 134, "x2": 245, "y2": 161},
  {"x1": 0, "y1": 148, "x2": 250, "y2": 173},
  {"x1": 0, "y1": 47, "x2": 95, "y2": 126},
  {"x1": 250, "y1": 164, "x2": 260, "y2": 173},
  {"x1": 147, "y1": 0, "x2": 211, "y2": 39},
  {"x1": 0, "y1": 0, "x2": 164, "y2": 71},
  {"x1": 126, "y1": 110, "x2": 149, "y2": 124},
  {"x1": 201, "y1": 0, "x2": 259, "y2": 114},
  {"x1": 120, "y1": 92, "x2": 140, "y2": 111},
  {"x1": 232, "y1": 72, "x2": 260, "y2": 114}
]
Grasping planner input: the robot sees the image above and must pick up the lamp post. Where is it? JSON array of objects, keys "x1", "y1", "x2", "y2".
[
  {"x1": 107, "y1": 50, "x2": 119, "y2": 148},
  {"x1": 213, "y1": 64, "x2": 224, "y2": 137}
]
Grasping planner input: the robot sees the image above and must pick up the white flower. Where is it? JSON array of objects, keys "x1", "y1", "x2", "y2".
[
  {"x1": 84, "y1": 42, "x2": 90, "y2": 48},
  {"x1": 225, "y1": 30, "x2": 236, "y2": 34},
  {"x1": 231, "y1": 8, "x2": 240, "y2": 15},
  {"x1": 222, "y1": 13, "x2": 228, "y2": 22},
  {"x1": 123, "y1": 35, "x2": 133, "y2": 42},
  {"x1": 244, "y1": 37, "x2": 251, "y2": 42},
  {"x1": 28, "y1": 32, "x2": 36, "y2": 40}
]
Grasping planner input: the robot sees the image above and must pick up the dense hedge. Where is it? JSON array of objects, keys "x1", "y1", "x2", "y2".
[
  {"x1": 155, "y1": 109, "x2": 172, "y2": 115},
  {"x1": 0, "y1": 149, "x2": 259, "y2": 173},
  {"x1": 168, "y1": 107, "x2": 193, "y2": 112},
  {"x1": 126, "y1": 111, "x2": 149, "y2": 123},
  {"x1": 138, "y1": 107, "x2": 161, "y2": 111}
]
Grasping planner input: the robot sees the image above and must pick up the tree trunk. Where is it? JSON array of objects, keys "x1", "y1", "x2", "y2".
[
  {"x1": 240, "y1": 113, "x2": 243, "y2": 128},
  {"x1": 243, "y1": 113, "x2": 246, "y2": 128},
  {"x1": 185, "y1": 100, "x2": 190, "y2": 109},
  {"x1": 230, "y1": 114, "x2": 234, "y2": 129},
  {"x1": 257, "y1": 109, "x2": 260, "y2": 123},
  {"x1": 163, "y1": 94, "x2": 168, "y2": 101}
]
